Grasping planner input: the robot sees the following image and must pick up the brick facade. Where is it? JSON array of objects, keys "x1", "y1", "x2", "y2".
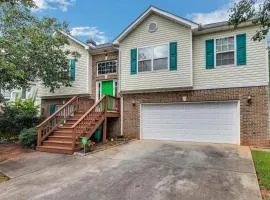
[
  {"x1": 91, "y1": 52, "x2": 118, "y2": 99},
  {"x1": 122, "y1": 86, "x2": 270, "y2": 147},
  {"x1": 91, "y1": 52, "x2": 120, "y2": 138}
]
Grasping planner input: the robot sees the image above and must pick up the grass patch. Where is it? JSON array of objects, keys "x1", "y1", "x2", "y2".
[
  {"x1": 0, "y1": 172, "x2": 9, "y2": 183},
  {"x1": 252, "y1": 150, "x2": 270, "y2": 199}
]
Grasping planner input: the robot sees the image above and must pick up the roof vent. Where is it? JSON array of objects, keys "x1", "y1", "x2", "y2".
[
  {"x1": 148, "y1": 22, "x2": 158, "y2": 33},
  {"x1": 86, "y1": 39, "x2": 96, "y2": 47}
]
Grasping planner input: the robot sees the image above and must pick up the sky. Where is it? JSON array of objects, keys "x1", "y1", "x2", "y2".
[{"x1": 32, "y1": 0, "x2": 269, "y2": 45}]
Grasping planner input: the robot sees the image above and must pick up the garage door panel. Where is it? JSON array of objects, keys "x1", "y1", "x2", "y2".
[{"x1": 141, "y1": 102, "x2": 239, "y2": 144}]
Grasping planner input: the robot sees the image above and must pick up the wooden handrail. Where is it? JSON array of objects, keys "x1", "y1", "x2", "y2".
[
  {"x1": 37, "y1": 96, "x2": 78, "y2": 128},
  {"x1": 37, "y1": 96, "x2": 94, "y2": 146},
  {"x1": 71, "y1": 95, "x2": 106, "y2": 128}
]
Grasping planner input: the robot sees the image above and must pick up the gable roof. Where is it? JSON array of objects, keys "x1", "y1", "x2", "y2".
[
  {"x1": 113, "y1": 6, "x2": 199, "y2": 44},
  {"x1": 58, "y1": 30, "x2": 90, "y2": 50}
]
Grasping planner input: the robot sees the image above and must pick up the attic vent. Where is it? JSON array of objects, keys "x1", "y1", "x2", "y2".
[{"x1": 148, "y1": 22, "x2": 158, "y2": 33}]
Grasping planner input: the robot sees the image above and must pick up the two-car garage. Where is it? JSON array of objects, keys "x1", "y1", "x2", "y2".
[{"x1": 141, "y1": 102, "x2": 240, "y2": 145}]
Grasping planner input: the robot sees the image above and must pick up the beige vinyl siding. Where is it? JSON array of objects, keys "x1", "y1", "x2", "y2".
[
  {"x1": 193, "y1": 25, "x2": 269, "y2": 89},
  {"x1": 119, "y1": 13, "x2": 192, "y2": 92},
  {"x1": 38, "y1": 39, "x2": 92, "y2": 97}
]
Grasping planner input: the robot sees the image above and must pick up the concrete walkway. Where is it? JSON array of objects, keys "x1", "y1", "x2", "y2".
[{"x1": 0, "y1": 140, "x2": 262, "y2": 200}]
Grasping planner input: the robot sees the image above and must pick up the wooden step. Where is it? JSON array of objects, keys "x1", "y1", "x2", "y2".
[
  {"x1": 54, "y1": 129, "x2": 73, "y2": 134},
  {"x1": 57, "y1": 127, "x2": 73, "y2": 132},
  {"x1": 48, "y1": 135, "x2": 73, "y2": 142},
  {"x1": 53, "y1": 132, "x2": 72, "y2": 137},
  {"x1": 43, "y1": 140, "x2": 72, "y2": 148},
  {"x1": 37, "y1": 146, "x2": 74, "y2": 154}
]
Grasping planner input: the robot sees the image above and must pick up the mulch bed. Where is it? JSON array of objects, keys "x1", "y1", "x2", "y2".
[
  {"x1": 261, "y1": 188, "x2": 270, "y2": 200},
  {"x1": 0, "y1": 172, "x2": 9, "y2": 184},
  {"x1": 0, "y1": 144, "x2": 34, "y2": 162},
  {"x1": 76, "y1": 137, "x2": 133, "y2": 155}
]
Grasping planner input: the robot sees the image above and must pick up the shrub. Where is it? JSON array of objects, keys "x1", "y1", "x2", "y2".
[
  {"x1": 0, "y1": 91, "x2": 43, "y2": 136},
  {"x1": 19, "y1": 127, "x2": 37, "y2": 148}
]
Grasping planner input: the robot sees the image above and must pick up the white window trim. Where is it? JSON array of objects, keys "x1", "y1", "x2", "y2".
[
  {"x1": 214, "y1": 35, "x2": 236, "y2": 68},
  {"x1": 97, "y1": 60, "x2": 118, "y2": 76},
  {"x1": 137, "y1": 43, "x2": 169, "y2": 73}
]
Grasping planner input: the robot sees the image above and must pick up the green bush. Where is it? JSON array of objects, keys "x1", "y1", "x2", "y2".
[
  {"x1": 0, "y1": 91, "x2": 43, "y2": 136},
  {"x1": 19, "y1": 127, "x2": 37, "y2": 148}
]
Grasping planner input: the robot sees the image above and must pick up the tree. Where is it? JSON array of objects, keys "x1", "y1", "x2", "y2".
[
  {"x1": 228, "y1": 0, "x2": 270, "y2": 41},
  {"x1": 0, "y1": 0, "x2": 79, "y2": 99}
]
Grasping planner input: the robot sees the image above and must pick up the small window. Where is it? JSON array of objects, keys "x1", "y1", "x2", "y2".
[
  {"x1": 97, "y1": 60, "x2": 117, "y2": 75},
  {"x1": 1, "y1": 90, "x2": 11, "y2": 100},
  {"x1": 21, "y1": 87, "x2": 26, "y2": 99},
  {"x1": 138, "y1": 44, "x2": 168, "y2": 72},
  {"x1": 148, "y1": 22, "x2": 158, "y2": 33},
  {"x1": 216, "y1": 36, "x2": 235, "y2": 66}
]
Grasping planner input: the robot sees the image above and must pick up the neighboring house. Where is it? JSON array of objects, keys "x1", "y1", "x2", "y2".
[
  {"x1": 0, "y1": 84, "x2": 40, "y2": 102},
  {"x1": 37, "y1": 6, "x2": 270, "y2": 154},
  {"x1": 0, "y1": 84, "x2": 40, "y2": 112}
]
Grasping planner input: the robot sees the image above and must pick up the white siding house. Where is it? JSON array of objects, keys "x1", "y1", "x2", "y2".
[
  {"x1": 119, "y1": 13, "x2": 193, "y2": 92},
  {"x1": 38, "y1": 39, "x2": 92, "y2": 98},
  {"x1": 193, "y1": 25, "x2": 269, "y2": 90}
]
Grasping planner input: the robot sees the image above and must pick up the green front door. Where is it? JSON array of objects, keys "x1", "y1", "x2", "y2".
[
  {"x1": 101, "y1": 80, "x2": 114, "y2": 110},
  {"x1": 101, "y1": 80, "x2": 114, "y2": 96}
]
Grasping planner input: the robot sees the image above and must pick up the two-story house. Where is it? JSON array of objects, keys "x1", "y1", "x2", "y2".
[
  {"x1": 36, "y1": 6, "x2": 269, "y2": 154},
  {"x1": 114, "y1": 6, "x2": 269, "y2": 146}
]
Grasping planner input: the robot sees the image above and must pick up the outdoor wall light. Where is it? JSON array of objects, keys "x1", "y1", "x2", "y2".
[
  {"x1": 182, "y1": 96, "x2": 187, "y2": 102},
  {"x1": 132, "y1": 100, "x2": 136, "y2": 106},
  {"x1": 247, "y1": 95, "x2": 252, "y2": 105}
]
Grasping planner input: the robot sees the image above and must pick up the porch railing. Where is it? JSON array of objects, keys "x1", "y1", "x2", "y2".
[
  {"x1": 71, "y1": 95, "x2": 120, "y2": 149},
  {"x1": 37, "y1": 96, "x2": 94, "y2": 146}
]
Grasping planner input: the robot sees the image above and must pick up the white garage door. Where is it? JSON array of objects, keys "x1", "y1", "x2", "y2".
[{"x1": 141, "y1": 102, "x2": 240, "y2": 144}]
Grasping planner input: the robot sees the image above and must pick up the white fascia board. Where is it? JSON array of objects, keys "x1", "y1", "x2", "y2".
[{"x1": 114, "y1": 6, "x2": 198, "y2": 44}]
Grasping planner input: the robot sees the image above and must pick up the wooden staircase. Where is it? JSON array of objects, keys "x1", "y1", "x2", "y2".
[{"x1": 37, "y1": 95, "x2": 120, "y2": 154}]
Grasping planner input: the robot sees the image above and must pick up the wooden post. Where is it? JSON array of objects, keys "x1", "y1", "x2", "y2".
[
  {"x1": 72, "y1": 130, "x2": 76, "y2": 150},
  {"x1": 103, "y1": 96, "x2": 108, "y2": 143},
  {"x1": 37, "y1": 128, "x2": 41, "y2": 146},
  {"x1": 103, "y1": 117, "x2": 107, "y2": 143}
]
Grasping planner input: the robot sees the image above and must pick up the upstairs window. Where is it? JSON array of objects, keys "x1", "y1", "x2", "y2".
[
  {"x1": 216, "y1": 36, "x2": 235, "y2": 66},
  {"x1": 97, "y1": 60, "x2": 117, "y2": 75},
  {"x1": 138, "y1": 44, "x2": 168, "y2": 72}
]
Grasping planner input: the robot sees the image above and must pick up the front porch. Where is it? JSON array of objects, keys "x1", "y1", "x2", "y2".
[{"x1": 37, "y1": 95, "x2": 120, "y2": 154}]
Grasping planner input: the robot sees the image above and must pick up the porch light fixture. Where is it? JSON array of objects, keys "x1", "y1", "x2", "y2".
[
  {"x1": 182, "y1": 96, "x2": 187, "y2": 102},
  {"x1": 132, "y1": 100, "x2": 136, "y2": 106},
  {"x1": 247, "y1": 95, "x2": 252, "y2": 105}
]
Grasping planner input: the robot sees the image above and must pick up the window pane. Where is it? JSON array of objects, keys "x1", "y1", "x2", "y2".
[
  {"x1": 216, "y1": 52, "x2": 234, "y2": 66},
  {"x1": 98, "y1": 60, "x2": 117, "y2": 75},
  {"x1": 154, "y1": 45, "x2": 168, "y2": 59},
  {"x1": 138, "y1": 60, "x2": 152, "y2": 72},
  {"x1": 138, "y1": 47, "x2": 152, "y2": 60},
  {"x1": 216, "y1": 36, "x2": 234, "y2": 53},
  {"x1": 153, "y1": 58, "x2": 168, "y2": 70}
]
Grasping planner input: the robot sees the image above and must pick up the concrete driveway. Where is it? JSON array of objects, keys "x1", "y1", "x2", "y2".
[{"x1": 0, "y1": 140, "x2": 262, "y2": 200}]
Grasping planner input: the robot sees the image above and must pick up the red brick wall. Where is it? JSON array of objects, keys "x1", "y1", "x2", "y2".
[
  {"x1": 122, "y1": 86, "x2": 269, "y2": 147},
  {"x1": 92, "y1": 52, "x2": 118, "y2": 99}
]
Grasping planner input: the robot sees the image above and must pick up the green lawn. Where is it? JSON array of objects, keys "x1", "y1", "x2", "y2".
[{"x1": 252, "y1": 150, "x2": 270, "y2": 200}]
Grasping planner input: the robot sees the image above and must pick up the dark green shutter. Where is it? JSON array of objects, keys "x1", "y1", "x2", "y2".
[
  {"x1": 236, "y1": 34, "x2": 246, "y2": 65},
  {"x1": 205, "y1": 39, "x2": 214, "y2": 69},
  {"x1": 49, "y1": 104, "x2": 56, "y2": 115},
  {"x1": 130, "y1": 48, "x2": 137, "y2": 74},
  {"x1": 169, "y1": 42, "x2": 177, "y2": 70},
  {"x1": 69, "y1": 59, "x2": 76, "y2": 81}
]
